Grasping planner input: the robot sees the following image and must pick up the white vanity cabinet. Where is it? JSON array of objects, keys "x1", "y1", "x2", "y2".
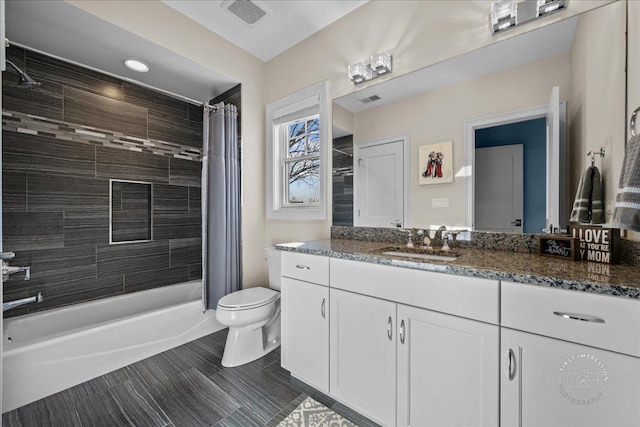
[
  {"x1": 396, "y1": 304, "x2": 499, "y2": 427},
  {"x1": 330, "y1": 288, "x2": 397, "y2": 426},
  {"x1": 280, "y1": 252, "x2": 330, "y2": 393},
  {"x1": 501, "y1": 281, "x2": 640, "y2": 427},
  {"x1": 330, "y1": 258, "x2": 500, "y2": 427}
]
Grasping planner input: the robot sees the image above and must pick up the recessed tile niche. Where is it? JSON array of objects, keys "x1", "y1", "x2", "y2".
[{"x1": 110, "y1": 180, "x2": 153, "y2": 243}]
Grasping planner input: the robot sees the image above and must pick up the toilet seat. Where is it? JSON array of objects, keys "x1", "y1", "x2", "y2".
[{"x1": 217, "y1": 287, "x2": 279, "y2": 311}]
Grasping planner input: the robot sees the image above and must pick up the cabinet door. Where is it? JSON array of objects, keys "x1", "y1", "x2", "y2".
[
  {"x1": 281, "y1": 277, "x2": 329, "y2": 393},
  {"x1": 330, "y1": 288, "x2": 397, "y2": 426},
  {"x1": 502, "y1": 328, "x2": 640, "y2": 427},
  {"x1": 397, "y1": 305, "x2": 499, "y2": 427}
]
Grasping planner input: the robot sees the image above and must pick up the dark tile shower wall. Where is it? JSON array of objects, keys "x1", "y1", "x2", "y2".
[
  {"x1": 2, "y1": 46, "x2": 204, "y2": 317},
  {"x1": 332, "y1": 135, "x2": 354, "y2": 227}
]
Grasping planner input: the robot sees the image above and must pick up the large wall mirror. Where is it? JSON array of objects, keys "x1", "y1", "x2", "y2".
[{"x1": 332, "y1": 1, "x2": 626, "y2": 233}]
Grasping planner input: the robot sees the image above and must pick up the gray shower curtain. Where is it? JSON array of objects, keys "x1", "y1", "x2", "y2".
[{"x1": 202, "y1": 102, "x2": 242, "y2": 310}]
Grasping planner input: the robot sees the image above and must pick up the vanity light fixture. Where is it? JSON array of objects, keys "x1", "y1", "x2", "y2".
[
  {"x1": 124, "y1": 59, "x2": 149, "y2": 73},
  {"x1": 348, "y1": 51, "x2": 392, "y2": 85},
  {"x1": 491, "y1": 0, "x2": 517, "y2": 33},
  {"x1": 537, "y1": 0, "x2": 566, "y2": 17},
  {"x1": 491, "y1": 0, "x2": 567, "y2": 34}
]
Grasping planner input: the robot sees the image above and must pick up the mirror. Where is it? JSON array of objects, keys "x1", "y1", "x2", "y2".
[{"x1": 332, "y1": 1, "x2": 626, "y2": 233}]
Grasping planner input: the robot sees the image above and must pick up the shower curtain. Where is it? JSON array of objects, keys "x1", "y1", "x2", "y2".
[{"x1": 202, "y1": 102, "x2": 242, "y2": 310}]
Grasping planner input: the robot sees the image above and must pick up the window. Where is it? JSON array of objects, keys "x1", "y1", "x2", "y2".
[{"x1": 266, "y1": 81, "x2": 328, "y2": 219}]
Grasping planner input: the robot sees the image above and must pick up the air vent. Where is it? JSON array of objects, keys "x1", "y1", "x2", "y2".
[
  {"x1": 360, "y1": 95, "x2": 381, "y2": 104},
  {"x1": 221, "y1": 0, "x2": 268, "y2": 26}
]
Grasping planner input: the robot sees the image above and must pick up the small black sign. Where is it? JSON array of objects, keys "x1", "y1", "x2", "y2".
[{"x1": 537, "y1": 235, "x2": 580, "y2": 261}]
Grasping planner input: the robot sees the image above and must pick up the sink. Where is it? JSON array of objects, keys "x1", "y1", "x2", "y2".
[
  {"x1": 371, "y1": 246, "x2": 459, "y2": 263},
  {"x1": 381, "y1": 251, "x2": 458, "y2": 262}
]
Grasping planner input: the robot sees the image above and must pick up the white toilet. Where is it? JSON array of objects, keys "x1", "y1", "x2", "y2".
[{"x1": 215, "y1": 247, "x2": 282, "y2": 367}]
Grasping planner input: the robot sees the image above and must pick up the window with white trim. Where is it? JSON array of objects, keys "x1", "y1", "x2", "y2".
[{"x1": 266, "y1": 82, "x2": 328, "y2": 219}]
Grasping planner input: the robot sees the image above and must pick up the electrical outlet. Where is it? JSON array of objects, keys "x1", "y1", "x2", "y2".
[{"x1": 432, "y1": 198, "x2": 449, "y2": 208}]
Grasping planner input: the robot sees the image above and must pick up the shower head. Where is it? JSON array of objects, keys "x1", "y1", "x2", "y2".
[{"x1": 4, "y1": 60, "x2": 41, "y2": 89}]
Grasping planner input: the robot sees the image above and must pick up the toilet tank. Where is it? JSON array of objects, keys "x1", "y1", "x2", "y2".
[{"x1": 264, "y1": 247, "x2": 282, "y2": 291}]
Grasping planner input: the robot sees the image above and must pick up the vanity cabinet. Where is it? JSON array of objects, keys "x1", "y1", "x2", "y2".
[
  {"x1": 329, "y1": 289, "x2": 397, "y2": 426},
  {"x1": 280, "y1": 252, "x2": 330, "y2": 394},
  {"x1": 330, "y1": 259, "x2": 500, "y2": 427},
  {"x1": 396, "y1": 304, "x2": 499, "y2": 427},
  {"x1": 501, "y1": 281, "x2": 640, "y2": 427}
]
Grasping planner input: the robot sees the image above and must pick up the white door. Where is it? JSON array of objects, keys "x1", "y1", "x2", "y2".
[
  {"x1": 475, "y1": 144, "x2": 523, "y2": 233},
  {"x1": 397, "y1": 304, "x2": 499, "y2": 427},
  {"x1": 354, "y1": 138, "x2": 404, "y2": 227},
  {"x1": 281, "y1": 277, "x2": 329, "y2": 393},
  {"x1": 501, "y1": 328, "x2": 640, "y2": 427},
  {"x1": 330, "y1": 289, "x2": 397, "y2": 426}
]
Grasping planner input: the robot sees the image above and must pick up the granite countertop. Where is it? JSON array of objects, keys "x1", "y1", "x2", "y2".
[{"x1": 276, "y1": 239, "x2": 640, "y2": 300}]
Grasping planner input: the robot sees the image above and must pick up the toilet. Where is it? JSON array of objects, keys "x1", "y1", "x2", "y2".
[{"x1": 215, "y1": 247, "x2": 282, "y2": 367}]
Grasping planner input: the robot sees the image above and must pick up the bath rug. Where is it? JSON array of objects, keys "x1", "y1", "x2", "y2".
[{"x1": 277, "y1": 396, "x2": 358, "y2": 427}]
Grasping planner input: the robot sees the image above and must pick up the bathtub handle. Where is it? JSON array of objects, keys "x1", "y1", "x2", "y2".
[{"x1": 321, "y1": 298, "x2": 326, "y2": 319}]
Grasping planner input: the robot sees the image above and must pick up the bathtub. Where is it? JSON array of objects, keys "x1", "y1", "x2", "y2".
[{"x1": 2, "y1": 280, "x2": 224, "y2": 413}]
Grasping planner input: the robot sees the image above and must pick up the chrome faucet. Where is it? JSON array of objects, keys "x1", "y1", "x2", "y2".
[
  {"x1": 1, "y1": 252, "x2": 31, "y2": 282},
  {"x1": 434, "y1": 225, "x2": 447, "y2": 242},
  {"x1": 3, "y1": 293, "x2": 43, "y2": 313}
]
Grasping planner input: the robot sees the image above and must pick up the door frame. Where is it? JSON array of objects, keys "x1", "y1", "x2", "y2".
[
  {"x1": 464, "y1": 105, "x2": 550, "y2": 230},
  {"x1": 353, "y1": 134, "x2": 411, "y2": 228}
]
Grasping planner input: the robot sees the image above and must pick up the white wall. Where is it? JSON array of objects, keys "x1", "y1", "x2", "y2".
[
  {"x1": 569, "y1": 0, "x2": 626, "y2": 224},
  {"x1": 352, "y1": 53, "x2": 570, "y2": 228},
  {"x1": 67, "y1": 0, "x2": 269, "y2": 287}
]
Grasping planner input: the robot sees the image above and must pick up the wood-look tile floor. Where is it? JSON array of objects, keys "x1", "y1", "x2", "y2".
[{"x1": 2, "y1": 329, "x2": 380, "y2": 427}]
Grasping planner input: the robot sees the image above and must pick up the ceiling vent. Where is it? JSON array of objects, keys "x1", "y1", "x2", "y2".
[
  {"x1": 360, "y1": 94, "x2": 381, "y2": 104},
  {"x1": 221, "y1": 0, "x2": 268, "y2": 26}
]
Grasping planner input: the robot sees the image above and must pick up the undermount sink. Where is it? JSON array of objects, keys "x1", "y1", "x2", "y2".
[{"x1": 371, "y1": 246, "x2": 460, "y2": 263}]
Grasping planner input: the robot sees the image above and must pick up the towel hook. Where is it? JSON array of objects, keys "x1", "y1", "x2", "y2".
[
  {"x1": 631, "y1": 106, "x2": 640, "y2": 137},
  {"x1": 587, "y1": 148, "x2": 605, "y2": 167}
]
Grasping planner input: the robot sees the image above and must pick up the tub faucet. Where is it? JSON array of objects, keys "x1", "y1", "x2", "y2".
[
  {"x1": 2, "y1": 292, "x2": 43, "y2": 313},
  {"x1": 1, "y1": 252, "x2": 31, "y2": 282}
]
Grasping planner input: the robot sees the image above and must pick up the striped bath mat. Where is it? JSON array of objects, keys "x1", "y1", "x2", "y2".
[{"x1": 277, "y1": 397, "x2": 358, "y2": 427}]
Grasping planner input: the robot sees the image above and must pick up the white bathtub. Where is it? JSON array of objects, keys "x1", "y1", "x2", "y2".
[{"x1": 2, "y1": 280, "x2": 224, "y2": 413}]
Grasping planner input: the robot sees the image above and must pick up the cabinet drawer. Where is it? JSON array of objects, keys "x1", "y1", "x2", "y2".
[
  {"x1": 502, "y1": 281, "x2": 640, "y2": 357},
  {"x1": 330, "y1": 258, "x2": 499, "y2": 324},
  {"x1": 281, "y1": 251, "x2": 329, "y2": 286}
]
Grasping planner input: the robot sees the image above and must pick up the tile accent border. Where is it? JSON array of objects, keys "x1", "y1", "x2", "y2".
[{"x1": 2, "y1": 110, "x2": 202, "y2": 162}]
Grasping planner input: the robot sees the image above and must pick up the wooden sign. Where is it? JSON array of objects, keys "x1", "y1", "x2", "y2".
[
  {"x1": 537, "y1": 235, "x2": 580, "y2": 261},
  {"x1": 568, "y1": 225, "x2": 620, "y2": 264}
]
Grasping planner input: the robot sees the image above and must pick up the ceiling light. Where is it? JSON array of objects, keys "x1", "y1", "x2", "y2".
[
  {"x1": 124, "y1": 59, "x2": 149, "y2": 73},
  {"x1": 491, "y1": 0, "x2": 567, "y2": 34},
  {"x1": 491, "y1": 0, "x2": 517, "y2": 33}
]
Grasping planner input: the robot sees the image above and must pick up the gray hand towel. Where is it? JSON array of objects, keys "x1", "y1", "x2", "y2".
[
  {"x1": 591, "y1": 167, "x2": 604, "y2": 224},
  {"x1": 570, "y1": 165, "x2": 604, "y2": 224},
  {"x1": 613, "y1": 134, "x2": 640, "y2": 231},
  {"x1": 570, "y1": 166, "x2": 593, "y2": 223}
]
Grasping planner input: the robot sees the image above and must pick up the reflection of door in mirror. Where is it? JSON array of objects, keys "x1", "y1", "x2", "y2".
[
  {"x1": 354, "y1": 136, "x2": 407, "y2": 227},
  {"x1": 475, "y1": 118, "x2": 547, "y2": 233},
  {"x1": 475, "y1": 145, "x2": 524, "y2": 233}
]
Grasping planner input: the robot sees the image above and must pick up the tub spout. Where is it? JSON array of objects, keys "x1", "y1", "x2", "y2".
[{"x1": 3, "y1": 292, "x2": 43, "y2": 313}]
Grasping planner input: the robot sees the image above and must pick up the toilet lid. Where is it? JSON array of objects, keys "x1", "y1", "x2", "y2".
[{"x1": 217, "y1": 287, "x2": 279, "y2": 310}]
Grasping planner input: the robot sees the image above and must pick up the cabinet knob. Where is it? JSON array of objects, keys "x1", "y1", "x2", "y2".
[
  {"x1": 296, "y1": 265, "x2": 311, "y2": 270},
  {"x1": 399, "y1": 319, "x2": 405, "y2": 344},
  {"x1": 387, "y1": 316, "x2": 393, "y2": 341},
  {"x1": 321, "y1": 298, "x2": 326, "y2": 319}
]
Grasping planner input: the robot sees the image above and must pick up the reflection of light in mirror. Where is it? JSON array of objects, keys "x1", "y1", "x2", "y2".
[{"x1": 455, "y1": 165, "x2": 471, "y2": 177}]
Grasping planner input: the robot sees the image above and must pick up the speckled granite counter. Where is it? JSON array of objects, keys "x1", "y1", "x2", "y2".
[{"x1": 276, "y1": 239, "x2": 640, "y2": 300}]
